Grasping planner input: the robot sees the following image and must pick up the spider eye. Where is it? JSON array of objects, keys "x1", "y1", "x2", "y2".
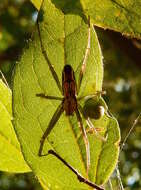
[{"x1": 83, "y1": 97, "x2": 106, "y2": 120}]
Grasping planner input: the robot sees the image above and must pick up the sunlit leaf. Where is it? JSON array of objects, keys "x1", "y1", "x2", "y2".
[
  {"x1": 12, "y1": 0, "x2": 120, "y2": 189},
  {"x1": 43, "y1": 0, "x2": 141, "y2": 39},
  {"x1": 30, "y1": 0, "x2": 42, "y2": 10},
  {"x1": 0, "y1": 79, "x2": 30, "y2": 173},
  {"x1": 81, "y1": 0, "x2": 141, "y2": 39}
]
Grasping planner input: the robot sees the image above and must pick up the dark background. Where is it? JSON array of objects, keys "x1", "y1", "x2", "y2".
[{"x1": 0, "y1": 0, "x2": 141, "y2": 189}]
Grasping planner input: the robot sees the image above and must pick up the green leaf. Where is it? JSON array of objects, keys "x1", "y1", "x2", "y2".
[
  {"x1": 0, "y1": 79, "x2": 30, "y2": 173},
  {"x1": 31, "y1": 0, "x2": 141, "y2": 38},
  {"x1": 12, "y1": 0, "x2": 120, "y2": 189},
  {"x1": 80, "y1": 0, "x2": 141, "y2": 39},
  {"x1": 45, "y1": 0, "x2": 141, "y2": 39},
  {"x1": 30, "y1": 0, "x2": 42, "y2": 10}
]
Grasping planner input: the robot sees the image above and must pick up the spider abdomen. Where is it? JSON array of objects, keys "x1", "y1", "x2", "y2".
[{"x1": 63, "y1": 97, "x2": 77, "y2": 115}]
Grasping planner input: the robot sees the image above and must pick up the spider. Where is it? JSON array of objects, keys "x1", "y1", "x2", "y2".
[{"x1": 36, "y1": 17, "x2": 106, "y2": 190}]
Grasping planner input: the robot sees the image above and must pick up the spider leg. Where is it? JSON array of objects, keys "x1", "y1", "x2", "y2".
[
  {"x1": 48, "y1": 150, "x2": 104, "y2": 190},
  {"x1": 78, "y1": 104, "x2": 107, "y2": 142},
  {"x1": 37, "y1": 20, "x2": 62, "y2": 94},
  {"x1": 77, "y1": 16, "x2": 90, "y2": 92},
  {"x1": 75, "y1": 108, "x2": 90, "y2": 177},
  {"x1": 36, "y1": 93, "x2": 63, "y2": 101},
  {"x1": 86, "y1": 117, "x2": 108, "y2": 142},
  {"x1": 77, "y1": 91, "x2": 106, "y2": 101},
  {"x1": 39, "y1": 103, "x2": 64, "y2": 156}
]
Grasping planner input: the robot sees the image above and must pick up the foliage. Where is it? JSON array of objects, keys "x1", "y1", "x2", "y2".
[
  {"x1": 12, "y1": 0, "x2": 120, "y2": 188},
  {"x1": 0, "y1": 0, "x2": 141, "y2": 190},
  {"x1": 32, "y1": 0, "x2": 141, "y2": 38},
  {"x1": 0, "y1": 80, "x2": 30, "y2": 173}
]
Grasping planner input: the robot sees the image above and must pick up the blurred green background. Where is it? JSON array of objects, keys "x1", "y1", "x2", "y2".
[{"x1": 0, "y1": 0, "x2": 141, "y2": 189}]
